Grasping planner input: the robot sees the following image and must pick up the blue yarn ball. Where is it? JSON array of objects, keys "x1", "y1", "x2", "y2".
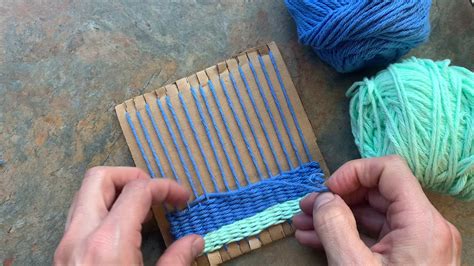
[{"x1": 285, "y1": 0, "x2": 432, "y2": 73}]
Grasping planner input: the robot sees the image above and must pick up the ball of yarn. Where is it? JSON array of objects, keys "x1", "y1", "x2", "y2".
[
  {"x1": 285, "y1": 0, "x2": 432, "y2": 73},
  {"x1": 347, "y1": 58, "x2": 474, "y2": 200}
]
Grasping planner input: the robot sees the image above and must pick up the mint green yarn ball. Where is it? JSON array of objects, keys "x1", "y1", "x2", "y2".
[{"x1": 347, "y1": 57, "x2": 474, "y2": 200}]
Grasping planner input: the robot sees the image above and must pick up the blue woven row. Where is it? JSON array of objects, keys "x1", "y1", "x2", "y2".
[{"x1": 167, "y1": 161, "x2": 327, "y2": 239}]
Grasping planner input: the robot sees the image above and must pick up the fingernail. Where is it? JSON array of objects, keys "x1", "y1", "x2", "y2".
[
  {"x1": 324, "y1": 175, "x2": 334, "y2": 185},
  {"x1": 304, "y1": 192, "x2": 318, "y2": 202},
  {"x1": 314, "y1": 193, "x2": 335, "y2": 210},
  {"x1": 192, "y1": 236, "x2": 205, "y2": 257}
]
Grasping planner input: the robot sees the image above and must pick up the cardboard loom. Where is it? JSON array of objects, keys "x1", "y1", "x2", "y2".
[{"x1": 115, "y1": 42, "x2": 329, "y2": 265}]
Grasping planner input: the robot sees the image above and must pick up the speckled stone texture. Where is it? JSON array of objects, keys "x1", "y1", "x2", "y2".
[{"x1": 0, "y1": 1, "x2": 472, "y2": 265}]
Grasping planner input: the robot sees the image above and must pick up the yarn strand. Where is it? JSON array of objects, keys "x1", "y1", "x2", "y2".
[{"x1": 347, "y1": 58, "x2": 474, "y2": 200}]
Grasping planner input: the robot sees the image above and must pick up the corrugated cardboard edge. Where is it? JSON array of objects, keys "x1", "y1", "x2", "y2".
[{"x1": 115, "y1": 42, "x2": 329, "y2": 265}]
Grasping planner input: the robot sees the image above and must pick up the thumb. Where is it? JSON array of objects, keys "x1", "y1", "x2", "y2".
[
  {"x1": 313, "y1": 193, "x2": 378, "y2": 265},
  {"x1": 156, "y1": 235, "x2": 204, "y2": 266}
]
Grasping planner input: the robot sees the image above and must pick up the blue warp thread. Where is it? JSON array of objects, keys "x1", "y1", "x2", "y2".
[
  {"x1": 191, "y1": 87, "x2": 232, "y2": 191},
  {"x1": 157, "y1": 99, "x2": 200, "y2": 197},
  {"x1": 258, "y1": 55, "x2": 303, "y2": 165},
  {"x1": 167, "y1": 161, "x2": 328, "y2": 238},
  {"x1": 166, "y1": 96, "x2": 209, "y2": 197},
  {"x1": 208, "y1": 80, "x2": 252, "y2": 186},
  {"x1": 219, "y1": 78, "x2": 264, "y2": 180},
  {"x1": 229, "y1": 71, "x2": 273, "y2": 177},
  {"x1": 178, "y1": 93, "x2": 220, "y2": 192},
  {"x1": 125, "y1": 112, "x2": 155, "y2": 177},
  {"x1": 145, "y1": 104, "x2": 181, "y2": 183},
  {"x1": 238, "y1": 65, "x2": 283, "y2": 174},
  {"x1": 248, "y1": 59, "x2": 294, "y2": 170},
  {"x1": 269, "y1": 51, "x2": 313, "y2": 161},
  {"x1": 198, "y1": 85, "x2": 242, "y2": 189},
  {"x1": 136, "y1": 110, "x2": 165, "y2": 177},
  {"x1": 285, "y1": 0, "x2": 432, "y2": 73}
]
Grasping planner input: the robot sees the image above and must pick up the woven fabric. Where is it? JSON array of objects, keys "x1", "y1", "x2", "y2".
[
  {"x1": 167, "y1": 161, "x2": 327, "y2": 239},
  {"x1": 203, "y1": 197, "x2": 302, "y2": 252}
]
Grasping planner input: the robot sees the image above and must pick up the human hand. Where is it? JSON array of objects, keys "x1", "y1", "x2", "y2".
[
  {"x1": 293, "y1": 156, "x2": 462, "y2": 265},
  {"x1": 54, "y1": 167, "x2": 204, "y2": 265}
]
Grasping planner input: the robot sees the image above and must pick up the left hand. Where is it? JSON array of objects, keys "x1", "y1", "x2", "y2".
[{"x1": 54, "y1": 166, "x2": 204, "y2": 265}]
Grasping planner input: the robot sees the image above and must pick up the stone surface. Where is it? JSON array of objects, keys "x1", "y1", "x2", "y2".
[{"x1": 0, "y1": 0, "x2": 472, "y2": 265}]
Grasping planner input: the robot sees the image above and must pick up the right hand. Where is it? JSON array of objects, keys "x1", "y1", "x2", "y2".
[{"x1": 292, "y1": 155, "x2": 462, "y2": 265}]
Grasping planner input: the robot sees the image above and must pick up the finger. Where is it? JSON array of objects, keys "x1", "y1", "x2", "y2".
[
  {"x1": 144, "y1": 210, "x2": 154, "y2": 223},
  {"x1": 360, "y1": 234, "x2": 377, "y2": 247},
  {"x1": 292, "y1": 213, "x2": 314, "y2": 230},
  {"x1": 366, "y1": 189, "x2": 390, "y2": 213},
  {"x1": 294, "y1": 230, "x2": 322, "y2": 249},
  {"x1": 156, "y1": 235, "x2": 204, "y2": 266},
  {"x1": 338, "y1": 186, "x2": 368, "y2": 206},
  {"x1": 339, "y1": 189, "x2": 390, "y2": 213},
  {"x1": 67, "y1": 167, "x2": 151, "y2": 238},
  {"x1": 447, "y1": 222, "x2": 462, "y2": 265},
  {"x1": 299, "y1": 193, "x2": 319, "y2": 215},
  {"x1": 351, "y1": 205, "x2": 385, "y2": 237},
  {"x1": 327, "y1": 156, "x2": 429, "y2": 208},
  {"x1": 65, "y1": 192, "x2": 79, "y2": 231},
  {"x1": 100, "y1": 178, "x2": 189, "y2": 246},
  {"x1": 313, "y1": 193, "x2": 379, "y2": 265}
]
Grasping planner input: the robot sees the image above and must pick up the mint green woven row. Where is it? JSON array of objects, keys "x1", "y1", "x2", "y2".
[{"x1": 202, "y1": 197, "x2": 302, "y2": 253}]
